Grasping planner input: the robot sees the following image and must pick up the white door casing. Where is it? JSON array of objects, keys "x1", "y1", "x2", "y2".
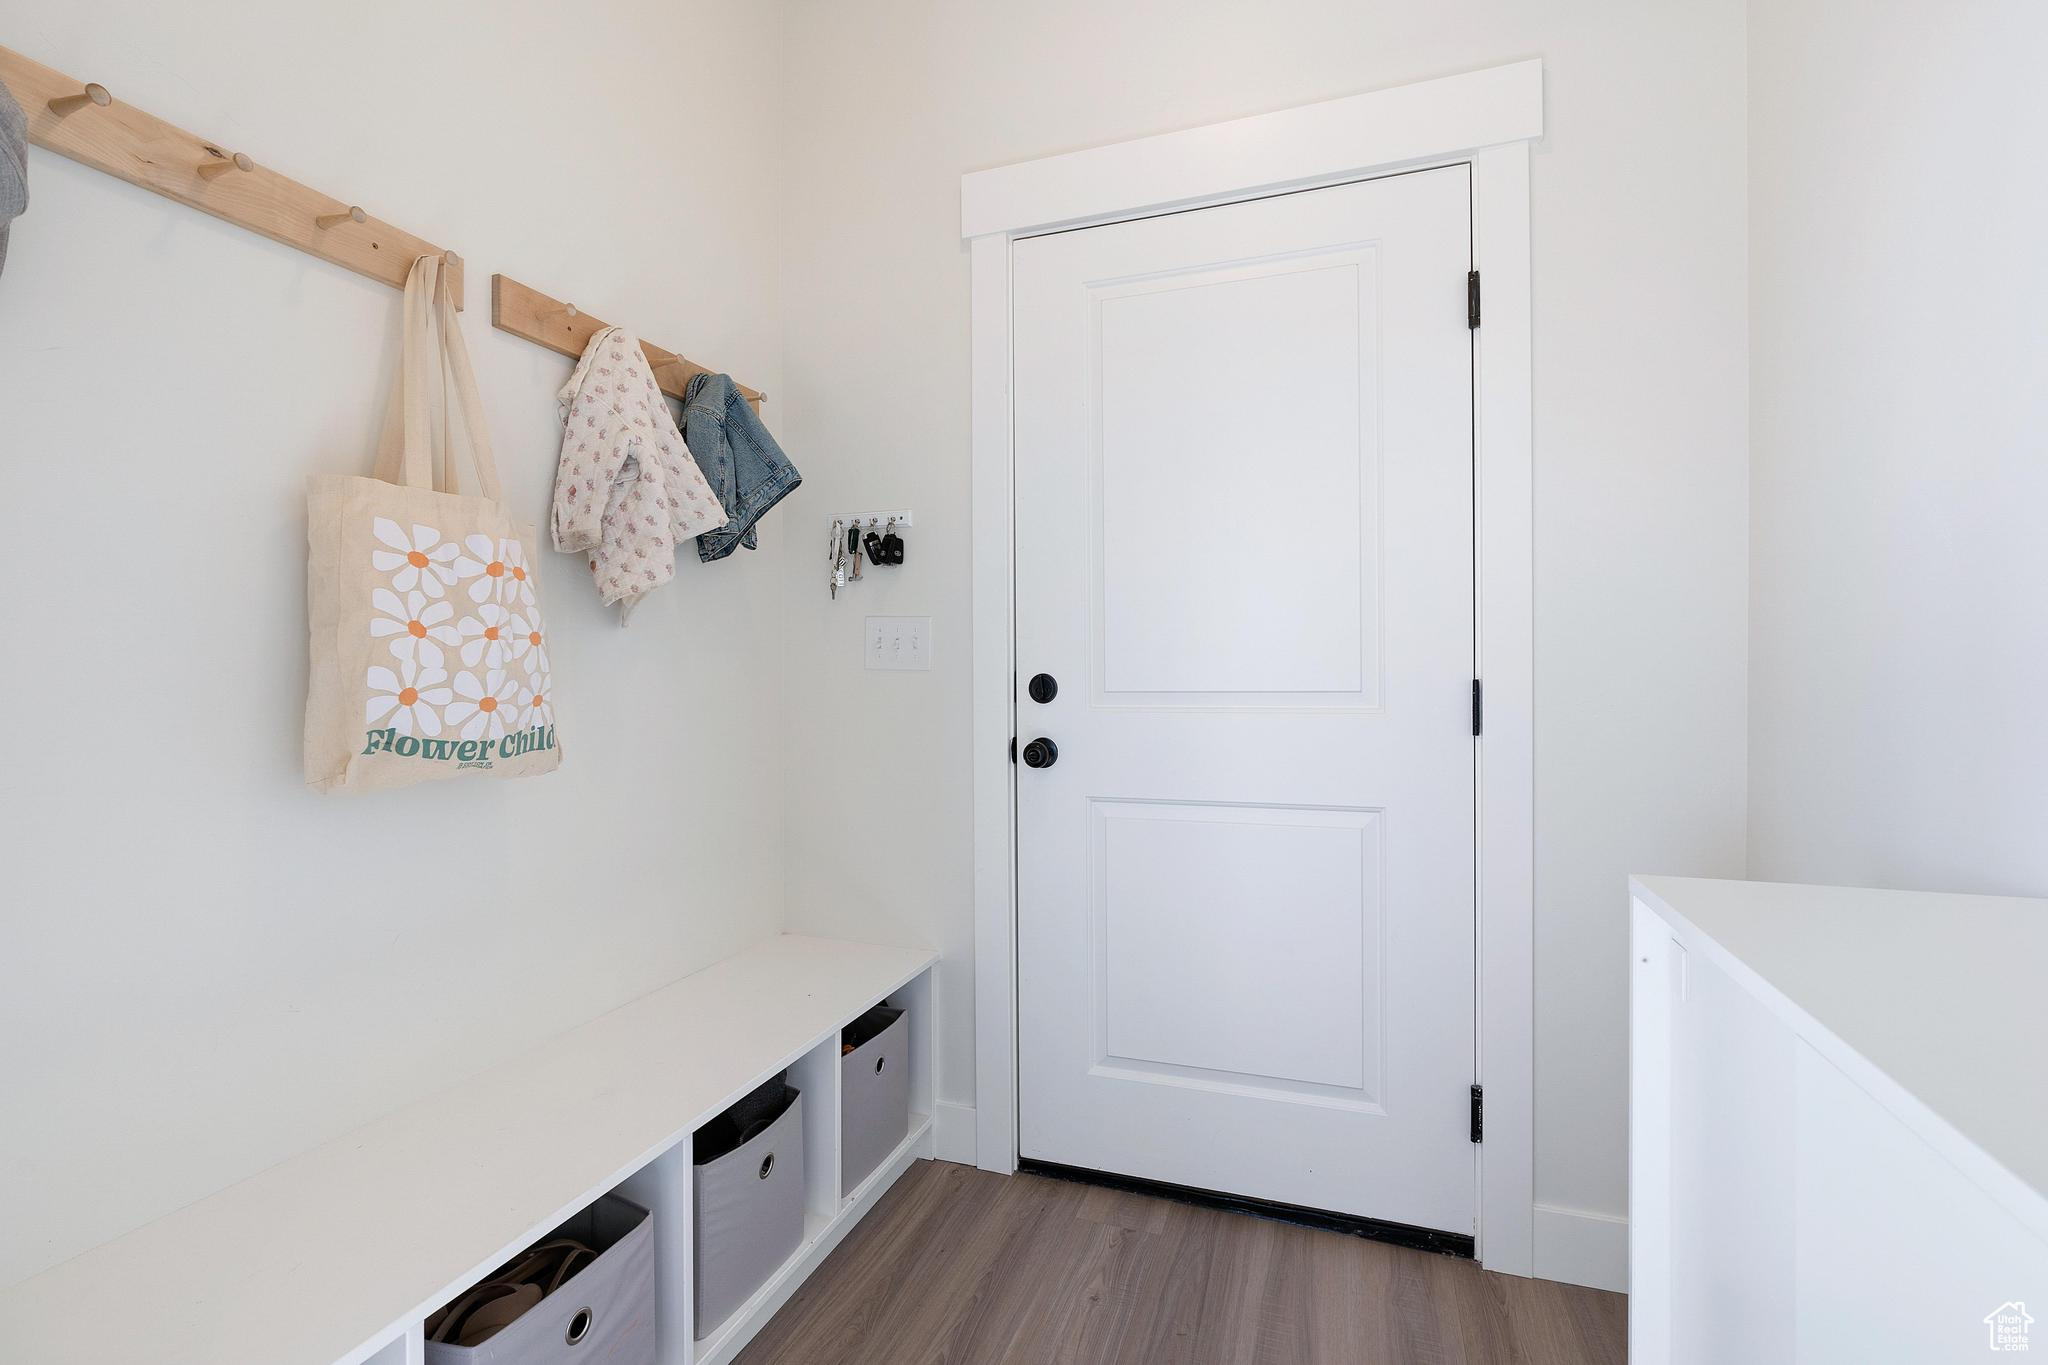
[
  {"x1": 965, "y1": 59, "x2": 1539, "y2": 1272},
  {"x1": 1012, "y1": 166, "x2": 1476, "y2": 1233}
]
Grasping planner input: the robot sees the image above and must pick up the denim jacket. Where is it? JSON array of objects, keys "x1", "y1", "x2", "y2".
[{"x1": 681, "y1": 373, "x2": 802, "y2": 561}]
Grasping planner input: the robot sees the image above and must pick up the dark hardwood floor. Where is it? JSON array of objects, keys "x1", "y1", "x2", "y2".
[{"x1": 736, "y1": 1160, "x2": 1626, "y2": 1365}]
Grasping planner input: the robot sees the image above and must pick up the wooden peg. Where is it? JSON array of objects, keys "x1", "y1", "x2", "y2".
[
  {"x1": 316, "y1": 205, "x2": 366, "y2": 230},
  {"x1": 197, "y1": 150, "x2": 255, "y2": 181},
  {"x1": 47, "y1": 82, "x2": 111, "y2": 116}
]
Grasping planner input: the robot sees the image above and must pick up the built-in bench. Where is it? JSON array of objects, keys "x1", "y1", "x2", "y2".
[{"x1": 0, "y1": 934, "x2": 938, "y2": 1365}]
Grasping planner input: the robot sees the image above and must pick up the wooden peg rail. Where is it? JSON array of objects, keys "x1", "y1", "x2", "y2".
[
  {"x1": 0, "y1": 44, "x2": 464, "y2": 306},
  {"x1": 490, "y1": 274, "x2": 765, "y2": 408}
]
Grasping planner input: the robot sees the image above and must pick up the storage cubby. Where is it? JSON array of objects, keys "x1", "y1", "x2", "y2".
[
  {"x1": 841, "y1": 1003, "x2": 911, "y2": 1198},
  {"x1": 692, "y1": 1074, "x2": 806, "y2": 1347},
  {"x1": 688, "y1": 973, "x2": 935, "y2": 1365},
  {"x1": 423, "y1": 1195, "x2": 655, "y2": 1364}
]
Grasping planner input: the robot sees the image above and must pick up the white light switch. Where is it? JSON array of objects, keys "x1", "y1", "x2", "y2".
[{"x1": 864, "y1": 616, "x2": 931, "y2": 671}]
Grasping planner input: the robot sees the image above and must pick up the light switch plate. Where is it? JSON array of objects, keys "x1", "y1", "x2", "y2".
[{"x1": 864, "y1": 616, "x2": 931, "y2": 671}]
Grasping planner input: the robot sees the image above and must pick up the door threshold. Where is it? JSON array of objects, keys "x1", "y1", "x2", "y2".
[{"x1": 1018, "y1": 1158, "x2": 1476, "y2": 1259}]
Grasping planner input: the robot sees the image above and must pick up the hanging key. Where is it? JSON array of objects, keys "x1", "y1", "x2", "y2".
[
  {"x1": 848, "y1": 524, "x2": 864, "y2": 581},
  {"x1": 882, "y1": 517, "x2": 905, "y2": 566}
]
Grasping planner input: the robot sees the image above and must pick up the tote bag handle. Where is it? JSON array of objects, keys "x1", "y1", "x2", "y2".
[{"x1": 373, "y1": 254, "x2": 504, "y2": 502}]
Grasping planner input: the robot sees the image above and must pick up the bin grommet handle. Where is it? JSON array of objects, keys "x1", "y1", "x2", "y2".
[
  {"x1": 875, "y1": 1054, "x2": 886, "y2": 1074},
  {"x1": 566, "y1": 1307, "x2": 593, "y2": 1345},
  {"x1": 759, "y1": 1152, "x2": 775, "y2": 1180}
]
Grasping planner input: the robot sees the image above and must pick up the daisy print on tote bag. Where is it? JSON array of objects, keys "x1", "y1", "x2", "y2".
[{"x1": 356, "y1": 518, "x2": 558, "y2": 770}]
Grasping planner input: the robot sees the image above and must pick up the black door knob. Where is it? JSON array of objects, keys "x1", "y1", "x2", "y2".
[
  {"x1": 1028, "y1": 673, "x2": 1059, "y2": 704},
  {"x1": 1021, "y1": 737, "x2": 1059, "y2": 769}
]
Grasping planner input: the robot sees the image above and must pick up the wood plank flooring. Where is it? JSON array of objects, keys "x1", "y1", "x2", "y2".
[{"x1": 736, "y1": 1160, "x2": 1625, "y2": 1365}]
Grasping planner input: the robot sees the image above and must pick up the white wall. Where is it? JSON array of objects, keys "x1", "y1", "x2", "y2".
[
  {"x1": 774, "y1": 0, "x2": 1751, "y2": 1262},
  {"x1": 0, "y1": 0, "x2": 1773, "y2": 1294},
  {"x1": 1747, "y1": 0, "x2": 2048, "y2": 897},
  {"x1": 0, "y1": 0, "x2": 789, "y2": 1285}
]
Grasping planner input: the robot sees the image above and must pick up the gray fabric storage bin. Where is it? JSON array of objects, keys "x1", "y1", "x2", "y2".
[
  {"x1": 840, "y1": 1005, "x2": 910, "y2": 1194},
  {"x1": 425, "y1": 1194, "x2": 654, "y2": 1365},
  {"x1": 693, "y1": 1089, "x2": 805, "y2": 1338}
]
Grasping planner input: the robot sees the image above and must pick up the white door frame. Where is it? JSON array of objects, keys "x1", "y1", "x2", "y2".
[{"x1": 962, "y1": 59, "x2": 1541, "y2": 1275}]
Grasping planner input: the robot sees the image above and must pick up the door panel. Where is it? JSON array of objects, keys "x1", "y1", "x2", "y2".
[
  {"x1": 1093, "y1": 250, "x2": 1378, "y2": 704},
  {"x1": 1014, "y1": 165, "x2": 1476, "y2": 1233},
  {"x1": 1095, "y1": 800, "x2": 1381, "y2": 1098}
]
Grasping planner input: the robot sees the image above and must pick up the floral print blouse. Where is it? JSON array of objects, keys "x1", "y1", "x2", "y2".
[{"x1": 551, "y1": 327, "x2": 724, "y2": 621}]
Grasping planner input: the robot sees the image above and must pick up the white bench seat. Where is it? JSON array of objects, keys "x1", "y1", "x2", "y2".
[{"x1": 0, "y1": 933, "x2": 938, "y2": 1365}]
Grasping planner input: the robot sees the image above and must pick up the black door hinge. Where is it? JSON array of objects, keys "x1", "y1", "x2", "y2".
[
  {"x1": 1467, "y1": 270, "x2": 1481, "y2": 329},
  {"x1": 1470, "y1": 1085, "x2": 1484, "y2": 1143},
  {"x1": 1472, "y1": 679, "x2": 1483, "y2": 737},
  {"x1": 1009, "y1": 736, "x2": 1017, "y2": 764}
]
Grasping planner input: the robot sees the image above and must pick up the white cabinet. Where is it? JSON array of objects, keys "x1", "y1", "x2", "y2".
[{"x1": 1630, "y1": 877, "x2": 2048, "y2": 1364}]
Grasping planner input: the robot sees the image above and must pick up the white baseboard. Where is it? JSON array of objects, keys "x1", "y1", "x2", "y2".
[
  {"x1": 934, "y1": 1100, "x2": 977, "y2": 1165},
  {"x1": 1533, "y1": 1203, "x2": 1628, "y2": 1293}
]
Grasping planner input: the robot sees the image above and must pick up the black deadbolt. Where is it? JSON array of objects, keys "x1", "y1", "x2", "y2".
[
  {"x1": 1021, "y1": 737, "x2": 1059, "y2": 769},
  {"x1": 1028, "y1": 673, "x2": 1058, "y2": 704}
]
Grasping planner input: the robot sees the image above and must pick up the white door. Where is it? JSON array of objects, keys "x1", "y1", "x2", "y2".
[{"x1": 1013, "y1": 165, "x2": 1476, "y2": 1235}]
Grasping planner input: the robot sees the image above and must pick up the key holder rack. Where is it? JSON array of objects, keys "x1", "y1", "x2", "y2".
[
  {"x1": 832, "y1": 509, "x2": 914, "y2": 530},
  {"x1": 0, "y1": 44, "x2": 466, "y2": 305},
  {"x1": 826, "y1": 510, "x2": 911, "y2": 598}
]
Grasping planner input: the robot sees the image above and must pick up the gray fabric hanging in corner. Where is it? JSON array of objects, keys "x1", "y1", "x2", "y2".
[{"x1": 0, "y1": 77, "x2": 25, "y2": 275}]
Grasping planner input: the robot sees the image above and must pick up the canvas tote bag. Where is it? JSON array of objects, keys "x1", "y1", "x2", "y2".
[{"x1": 305, "y1": 254, "x2": 561, "y2": 792}]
